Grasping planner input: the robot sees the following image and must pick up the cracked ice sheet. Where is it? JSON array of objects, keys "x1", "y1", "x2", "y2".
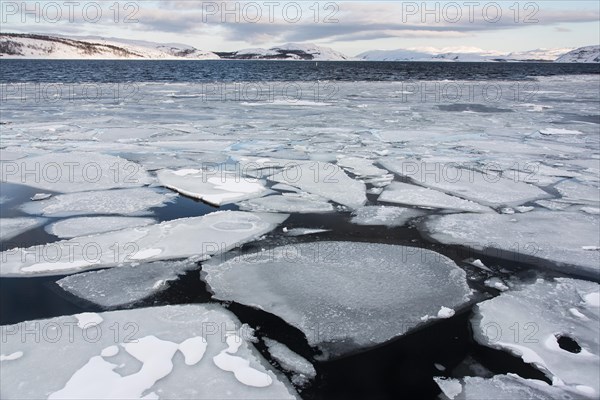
[
  {"x1": 351, "y1": 206, "x2": 425, "y2": 227},
  {"x1": 202, "y1": 241, "x2": 470, "y2": 359},
  {"x1": 421, "y1": 211, "x2": 600, "y2": 279},
  {"x1": 472, "y1": 278, "x2": 600, "y2": 399},
  {"x1": 435, "y1": 374, "x2": 581, "y2": 400},
  {"x1": 0, "y1": 217, "x2": 46, "y2": 241},
  {"x1": 57, "y1": 260, "x2": 198, "y2": 308},
  {"x1": 157, "y1": 168, "x2": 270, "y2": 206},
  {"x1": 378, "y1": 182, "x2": 493, "y2": 213},
  {"x1": 21, "y1": 188, "x2": 175, "y2": 217},
  {"x1": 269, "y1": 162, "x2": 366, "y2": 210},
  {"x1": 238, "y1": 193, "x2": 334, "y2": 214},
  {"x1": 0, "y1": 211, "x2": 288, "y2": 277},
  {"x1": 555, "y1": 180, "x2": 600, "y2": 205},
  {"x1": 0, "y1": 152, "x2": 151, "y2": 193},
  {"x1": 0, "y1": 305, "x2": 298, "y2": 399},
  {"x1": 46, "y1": 217, "x2": 156, "y2": 239},
  {"x1": 381, "y1": 159, "x2": 551, "y2": 207}
]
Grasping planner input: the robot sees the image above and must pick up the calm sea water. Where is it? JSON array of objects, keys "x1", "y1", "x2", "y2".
[{"x1": 1, "y1": 59, "x2": 599, "y2": 83}]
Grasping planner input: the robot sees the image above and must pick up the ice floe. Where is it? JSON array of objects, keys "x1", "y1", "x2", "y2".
[
  {"x1": 422, "y1": 212, "x2": 600, "y2": 279},
  {"x1": 472, "y1": 278, "x2": 600, "y2": 398},
  {"x1": 378, "y1": 182, "x2": 493, "y2": 213},
  {"x1": 539, "y1": 128, "x2": 583, "y2": 135},
  {"x1": 21, "y1": 188, "x2": 175, "y2": 217},
  {"x1": 0, "y1": 152, "x2": 151, "y2": 193},
  {"x1": 0, "y1": 305, "x2": 297, "y2": 399},
  {"x1": 0, "y1": 217, "x2": 46, "y2": 241},
  {"x1": 57, "y1": 260, "x2": 197, "y2": 307},
  {"x1": 435, "y1": 374, "x2": 579, "y2": 400},
  {"x1": 269, "y1": 162, "x2": 366, "y2": 209},
  {"x1": 264, "y1": 338, "x2": 316, "y2": 387},
  {"x1": 555, "y1": 180, "x2": 600, "y2": 205},
  {"x1": 202, "y1": 241, "x2": 471, "y2": 358},
  {"x1": 381, "y1": 159, "x2": 551, "y2": 207},
  {"x1": 351, "y1": 205, "x2": 425, "y2": 227},
  {"x1": 238, "y1": 193, "x2": 334, "y2": 213},
  {"x1": 46, "y1": 217, "x2": 156, "y2": 239},
  {"x1": 1, "y1": 211, "x2": 287, "y2": 277}
]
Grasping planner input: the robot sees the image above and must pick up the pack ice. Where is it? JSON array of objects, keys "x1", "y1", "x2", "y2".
[
  {"x1": 351, "y1": 205, "x2": 425, "y2": 227},
  {"x1": 0, "y1": 217, "x2": 46, "y2": 241},
  {"x1": 157, "y1": 168, "x2": 269, "y2": 206},
  {"x1": 381, "y1": 159, "x2": 551, "y2": 207},
  {"x1": 57, "y1": 260, "x2": 197, "y2": 307},
  {"x1": 46, "y1": 217, "x2": 156, "y2": 239},
  {"x1": 269, "y1": 162, "x2": 367, "y2": 209},
  {"x1": 471, "y1": 278, "x2": 600, "y2": 398},
  {"x1": 0, "y1": 152, "x2": 151, "y2": 193},
  {"x1": 238, "y1": 193, "x2": 334, "y2": 213},
  {"x1": 421, "y1": 212, "x2": 600, "y2": 279},
  {"x1": 378, "y1": 182, "x2": 493, "y2": 213},
  {"x1": 21, "y1": 188, "x2": 175, "y2": 217},
  {"x1": 0, "y1": 305, "x2": 298, "y2": 399},
  {"x1": 0, "y1": 211, "x2": 287, "y2": 277},
  {"x1": 202, "y1": 241, "x2": 471, "y2": 359},
  {"x1": 435, "y1": 374, "x2": 580, "y2": 400}
]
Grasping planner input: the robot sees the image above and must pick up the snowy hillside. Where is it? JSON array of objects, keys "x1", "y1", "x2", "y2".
[
  {"x1": 0, "y1": 33, "x2": 220, "y2": 60},
  {"x1": 555, "y1": 45, "x2": 600, "y2": 63},
  {"x1": 217, "y1": 43, "x2": 350, "y2": 60},
  {"x1": 359, "y1": 47, "x2": 579, "y2": 62}
]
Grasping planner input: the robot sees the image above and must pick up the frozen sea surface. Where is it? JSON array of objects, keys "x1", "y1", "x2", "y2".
[
  {"x1": 203, "y1": 241, "x2": 471, "y2": 359},
  {"x1": 1, "y1": 65, "x2": 599, "y2": 399},
  {"x1": 0, "y1": 305, "x2": 298, "y2": 399}
]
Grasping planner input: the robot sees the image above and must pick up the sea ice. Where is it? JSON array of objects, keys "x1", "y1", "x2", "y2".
[
  {"x1": 46, "y1": 217, "x2": 156, "y2": 239},
  {"x1": 202, "y1": 241, "x2": 471, "y2": 358},
  {"x1": 0, "y1": 211, "x2": 288, "y2": 277},
  {"x1": 0, "y1": 152, "x2": 151, "y2": 193},
  {"x1": 555, "y1": 180, "x2": 600, "y2": 205},
  {"x1": 0, "y1": 217, "x2": 46, "y2": 241},
  {"x1": 157, "y1": 168, "x2": 270, "y2": 206},
  {"x1": 238, "y1": 193, "x2": 334, "y2": 213},
  {"x1": 22, "y1": 188, "x2": 176, "y2": 217},
  {"x1": 472, "y1": 278, "x2": 600, "y2": 397},
  {"x1": 57, "y1": 260, "x2": 197, "y2": 307},
  {"x1": 381, "y1": 159, "x2": 551, "y2": 207},
  {"x1": 351, "y1": 205, "x2": 425, "y2": 227},
  {"x1": 269, "y1": 162, "x2": 366, "y2": 209},
  {"x1": 539, "y1": 128, "x2": 583, "y2": 135},
  {"x1": 378, "y1": 182, "x2": 493, "y2": 212},
  {"x1": 422, "y1": 212, "x2": 600, "y2": 279},
  {"x1": 283, "y1": 228, "x2": 330, "y2": 237},
  {"x1": 263, "y1": 338, "x2": 316, "y2": 386},
  {"x1": 435, "y1": 374, "x2": 579, "y2": 400},
  {"x1": 0, "y1": 305, "x2": 298, "y2": 399}
]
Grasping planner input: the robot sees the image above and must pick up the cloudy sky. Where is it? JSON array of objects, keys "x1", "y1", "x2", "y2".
[{"x1": 1, "y1": 1, "x2": 598, "y2": 55}]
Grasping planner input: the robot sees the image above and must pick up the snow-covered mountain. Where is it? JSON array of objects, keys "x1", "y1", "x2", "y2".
[
  {"x1": 0, "y1": 34, "x2": 220, "y2": 60},
  {"x1": 358, "y1": 47, "x2": 578, "y2": 62},
  {"x1": 555, "y1": 45, "x2": 600, "y2": 63},
  {"x1": 216, "y1": 43, "x2": 350, "y2": 60}
]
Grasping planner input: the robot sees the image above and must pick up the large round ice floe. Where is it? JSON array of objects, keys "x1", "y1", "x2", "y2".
[
  {"x1": 0, "y1": 217, "x2": 46, "y2": 241},
  {"x1": 0, "y1": 211, "x2": 288, "y2": 277},
  {"x1": 471, "y1": 278, "x2": 600, "y2": 398},
  {"x1": 0, "y1": 152, "x2": 152, "y2": 193},
  {"x1": 421, "y1": 211, "x2": 600, "y2": 279},
  {"x1": 0, "y1": 305, "x2": 298, "y2": 399},
  {"x1": 202, "y1": 241, "x2": 471, "y2": 359}
]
